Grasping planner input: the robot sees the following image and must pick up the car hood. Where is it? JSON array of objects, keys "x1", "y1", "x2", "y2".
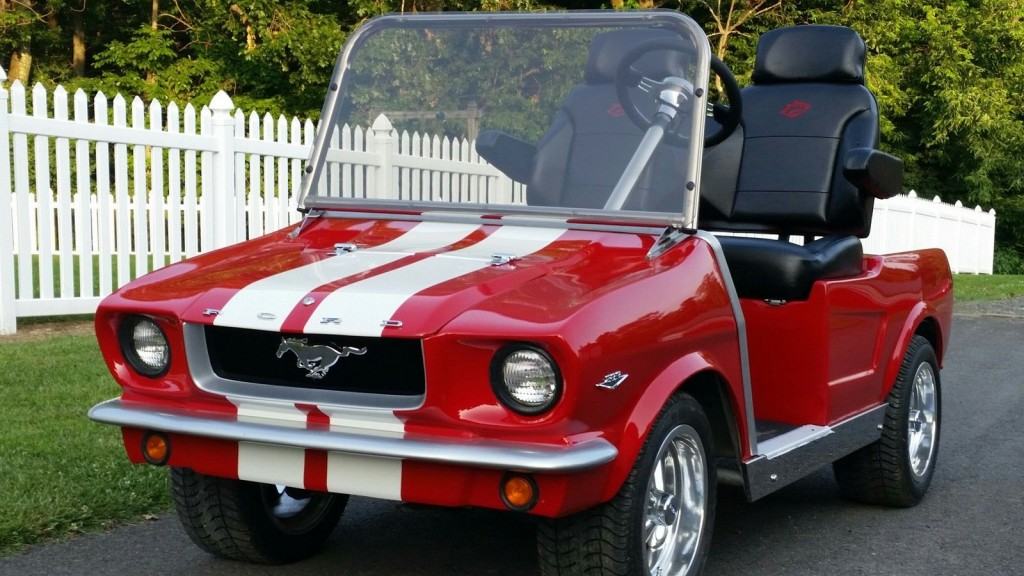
[{"x1": 108, "y1": 217, "x2": 665, "y2": 338}]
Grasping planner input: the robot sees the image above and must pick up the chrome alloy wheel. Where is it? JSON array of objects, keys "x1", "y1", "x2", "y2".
[
  {"x1": 642, "y1": 424, "x2": 708, "y2": 576},
  {"x1": 261, "y1": 484, "x2": 337, "y2": 535},
  {"x1": 907, "y1": 362, "x2": 939, "y2": 478}
]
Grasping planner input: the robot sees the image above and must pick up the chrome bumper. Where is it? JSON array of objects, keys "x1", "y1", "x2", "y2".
[{"x1": 89, "y1": 399, "x2": 618, "y2": 473}]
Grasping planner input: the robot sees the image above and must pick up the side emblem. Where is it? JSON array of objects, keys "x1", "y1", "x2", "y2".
[
  {"x1": 596, "y1": 371, "x2": 629, "y2": 390},
  {"x1": 276, "y1": 338, "x2": 366, "y2": 380}
]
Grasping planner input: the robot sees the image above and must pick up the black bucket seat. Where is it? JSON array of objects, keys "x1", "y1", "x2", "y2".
[{"x1": 702, "y1": 25, "x2": 903, "y2": 301}]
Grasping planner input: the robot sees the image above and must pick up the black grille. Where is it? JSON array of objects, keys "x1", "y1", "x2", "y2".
[{"x1": 204, "y1": 326, "x2": 425, "y2": 396}]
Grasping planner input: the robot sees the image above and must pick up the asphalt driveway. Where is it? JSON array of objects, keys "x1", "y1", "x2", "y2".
[{"x1": 2, "y1": 315, "x2": 1022, "y2": 576}]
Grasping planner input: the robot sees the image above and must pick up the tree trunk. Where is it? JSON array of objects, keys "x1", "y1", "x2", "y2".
[
  {"x1": 72, "y1": 9, "x2": 86, "y2": 77},
  {"x1": 8, "y1": 51, "x2": 32, "y2": 84},
  {"x1": 147, "y1": 0, "x2": 159, "y2": 83},
  {"x1": 229, "y1": 4, "x2": 257, "y2": 53}
]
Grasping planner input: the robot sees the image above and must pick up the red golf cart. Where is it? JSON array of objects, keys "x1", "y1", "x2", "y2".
[{"x1": 90, "y1": 11, "x2": 952, "y2": 576}]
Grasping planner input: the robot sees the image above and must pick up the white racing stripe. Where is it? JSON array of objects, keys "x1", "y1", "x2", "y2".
[
  {"x1": 326, "y1": 453, "x2": 403, "y2": 501},
  {"x1": 317, "y1": 405, "x2": 405, "y2": 435},
  {"x1": 229, "y1": 398, "x2": 408, "y2": 495},
  {"x1": 228, "y1": 396, "x2": 307, "y2": 428},
  {"x1": 219, "y1": 224, "x2": 564, "y2": 498},
  {"x1": 237, "y1": 442, "x2": 307, "y2": 488},
  {"x1": 305, "y1": 225, "x2": 567, "y2": 336},
  {"x1": 214, "y1": 222, "x2": 480, "y2": 331},
  {"x1": 230, "y1": 397, "x2": 308, "y2": 488},
  {"x1": 319, "y1": 405, "x2": 405, "y2": 499}
]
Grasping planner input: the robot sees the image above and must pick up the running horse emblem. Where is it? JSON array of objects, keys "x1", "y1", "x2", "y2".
[{"x1": 276, "y1": 338, "x2": 367, "y2": 380}]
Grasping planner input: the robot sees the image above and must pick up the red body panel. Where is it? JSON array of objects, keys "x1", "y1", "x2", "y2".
[
  {"x1": 743, "y1": 249, "x2": 953, "y2": 427},
  {"x1": 96, "y1": 216, "x2": 952, "y2": 517}
]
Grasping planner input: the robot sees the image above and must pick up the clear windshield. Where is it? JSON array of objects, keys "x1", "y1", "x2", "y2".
[{"x1": 301, "y1": 12, "x2": 710, "y2": 227}]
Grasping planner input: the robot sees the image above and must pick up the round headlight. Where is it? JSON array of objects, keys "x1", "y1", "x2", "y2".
[
  {"x1": 492, "y1": 346, "x2": 562, "y2": 415},
  {"x1": 119, "y1": 316, "x2": 170, "y2": 377}
]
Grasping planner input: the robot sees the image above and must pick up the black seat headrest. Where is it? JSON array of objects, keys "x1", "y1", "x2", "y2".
[
  {"x1": 584, "y1": 29, "x2": 690, "y2": 85},
  {"x1": 752, "y1": 25, "x2": 866, "y2": 85}
]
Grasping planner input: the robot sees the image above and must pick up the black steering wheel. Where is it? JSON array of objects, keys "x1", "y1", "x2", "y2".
[
  {"x1": 615, "y1": 42, "x2": 743, "y2": 148},
  {"x1": 705, "y1": 56, "x2": 743, "y2": 147}
]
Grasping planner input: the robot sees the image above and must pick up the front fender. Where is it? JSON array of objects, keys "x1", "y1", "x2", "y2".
[{"x1": 599, "y1": 351, "x2": 745, "y2": 503}]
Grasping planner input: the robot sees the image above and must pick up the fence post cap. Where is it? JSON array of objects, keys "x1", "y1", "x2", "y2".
[
  {"x1": 209, "y1": 90, "x2": 233, "y2": 112},
  {"x1": 372, "y1": 113, "x2": 393, "y2": 133},
  {"x1": 955, "y1": 200, "x2": 963, "y2": 208},
  {"x1": 933, "y1": 195, "x2": 941, "y2": 203},
  {"x1": 990, "y1": 208, "x2": 997, "y2": 215},
  {"x1": 975, "y1": 205, "x2": 982, "y2": 212},
  {"x1": 908, "y1": 189, "x2": 917, "y2": 198}
]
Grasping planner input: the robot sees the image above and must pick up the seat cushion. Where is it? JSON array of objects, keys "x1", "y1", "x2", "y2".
[{"x1": 718, "y1": 235, "x2": 863, "y2": 301}]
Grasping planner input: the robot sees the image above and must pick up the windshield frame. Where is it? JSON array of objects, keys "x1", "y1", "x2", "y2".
[{"x1": 297, "y1": 10, "x2": 711, "y2": 229}]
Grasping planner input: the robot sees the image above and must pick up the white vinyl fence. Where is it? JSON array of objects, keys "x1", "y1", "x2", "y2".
[
  {"x1": 0, "y1": 71, "x2": 997, "y2": 334},
  {"x1": 863, "y1": 191, "x2": 995, "y2": 275}
]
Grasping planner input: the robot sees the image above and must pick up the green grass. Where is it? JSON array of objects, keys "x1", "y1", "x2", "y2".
[
  {"x1": 0, "y1": 330, "x2": 169, "y2": 555},
  {"x1": 954, "y1": 274, "x2": 1024, "y2": 302}
]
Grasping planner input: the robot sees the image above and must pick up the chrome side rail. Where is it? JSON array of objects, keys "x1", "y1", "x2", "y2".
[
  {"x1": 89, "y1": 399, "x2": 618, "y2": 473},
  {"x1": 742, "y1": 404, "x2": 887, "y2": 501}
]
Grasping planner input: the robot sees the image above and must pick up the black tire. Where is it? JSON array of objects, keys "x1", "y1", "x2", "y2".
[
  {"x1": 538, "y1": 392, "x2": 716, "y2": 576},
  {"x1": 833, "y1": 335, "x2": 941, "y2": 507},
  {"x1": 170, "y1": 467, "x2": 347, "y2": 564}
]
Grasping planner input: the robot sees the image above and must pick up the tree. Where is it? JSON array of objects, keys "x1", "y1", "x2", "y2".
[
  {"x1": 703, "y1": 0, "x2": 783, "y2": 62},
  {"x1": 833, "y1": 0, "x2": 1024, "y2": 260}
]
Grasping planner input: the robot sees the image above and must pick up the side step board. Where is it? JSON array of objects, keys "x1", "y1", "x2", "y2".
[{"x1": 741, "y1": 404, "x2": 887, "y2": 501}]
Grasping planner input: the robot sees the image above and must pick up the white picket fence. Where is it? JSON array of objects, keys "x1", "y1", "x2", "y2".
[
  {"x1": 864, "y1": 191, "x2": 995, "y2": 275},
  {"x1": 0, "y1": 71, "x2": 997, "y2": 334}
]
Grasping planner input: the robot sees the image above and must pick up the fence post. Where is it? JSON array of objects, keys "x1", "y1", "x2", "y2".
[
  {"x1": 371, "y1": 114, "x2": 394, "y2": 199},
  {"x1": 209, "y1": 91, "x2": 236, "y2": 248},
  {"x1": 499, "y1": 175, "x2": 514, "y2": 205},
  {"x1": 973, "y1": 205, "x2": 983, "y2": 274},
  {"x1": 986, "y1": 208, "x2": 997, "y2": 274},
  {"x1": 953, "y1": 200, "x2": 963, "y2": 274},
  {"x1": 0, "y1": 66, "x2": 16, "y2": 335},
  {"x1": 907, "y1": 190, "x2": 918, "y2": 252}
]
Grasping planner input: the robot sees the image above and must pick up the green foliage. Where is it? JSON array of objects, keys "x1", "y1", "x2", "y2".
[
  {"x1": 95, "y1": 26, "x2": 177, "y2": 80},
  {"x1": 345, "y1": 27, "x2": 592, "y2": 140},
  {"x1": 829, "y1": 0, "x2": 1024, "y2": 255},
  {"x1": 0, "y1": 0, "x2": 1022, "y2": 252},
  {"x1": 994, "y1": 247, "x2": 1024, "y2": 275}
]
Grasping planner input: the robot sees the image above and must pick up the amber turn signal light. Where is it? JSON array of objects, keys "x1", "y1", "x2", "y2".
[
  {"x1": 500, "y1": 474, "x2": 538, "y2": 511},
  {"x1": 142, "y1": 432, "x2": 171, "y2": 466}
]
